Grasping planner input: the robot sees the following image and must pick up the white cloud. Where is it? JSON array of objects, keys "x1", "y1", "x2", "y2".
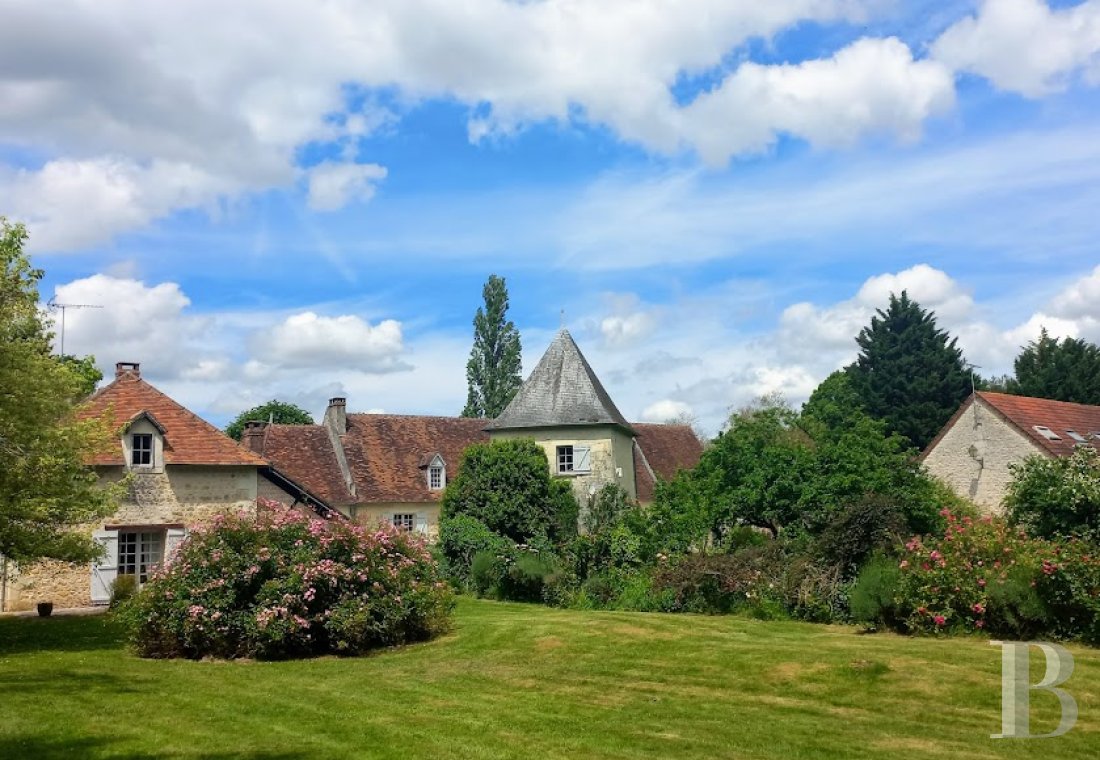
[
  {"x1": 306, "y1": 161, "x2": 388, "y2": 212},
  {"x1": 598, "y1": 294, "x2": 660, "y2": 348},
  {"x1": 933, "y1": 0, "x2": 1100, "y2": 96},
  {"x1": 49, "y1": 274, "x2": 220, "y2": 380},
  {"x1": 3, "y1": 0, "x2": 979, "y2": 250},
  {"x1": 641, "y1": 399, "x2": 694, "y2": 423},
  {"x1": 682, "y1": 37, "x2": 955, "y2": 164},
  {"x1": 251, "y1": 312, "x2": 408, "y2": 372}
]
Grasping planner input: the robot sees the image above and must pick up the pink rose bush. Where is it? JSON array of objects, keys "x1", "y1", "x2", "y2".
[
  {"x1": 118, "y1": 501, "x2": 454, "y2": 659},
  {"x1": 859, "y1": 509, "x2": 1100, "y2": 643}
]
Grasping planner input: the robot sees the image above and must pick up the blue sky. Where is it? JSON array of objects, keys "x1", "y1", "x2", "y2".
[{"x1": 3, "y1": 0, "x2": 1099, "y2": 434}]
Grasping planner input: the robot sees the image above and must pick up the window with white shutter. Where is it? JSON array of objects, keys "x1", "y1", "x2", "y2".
[{"x1": 574, "y1": 446, "x2": 592, "y2": 473}]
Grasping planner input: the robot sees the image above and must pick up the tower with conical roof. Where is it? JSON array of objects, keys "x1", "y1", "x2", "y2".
[{"x1": 488, "y1": 329, "x2": 639, "y2": 500}]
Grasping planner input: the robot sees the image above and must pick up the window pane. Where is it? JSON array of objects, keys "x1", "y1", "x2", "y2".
[{"x1": 557, "y1": 445, "x2": 573, "y2": 473}]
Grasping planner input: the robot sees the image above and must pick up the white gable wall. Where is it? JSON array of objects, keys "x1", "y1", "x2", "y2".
[{"x1": 923, "y1": 398, "x2": 1047, "y2": 514}]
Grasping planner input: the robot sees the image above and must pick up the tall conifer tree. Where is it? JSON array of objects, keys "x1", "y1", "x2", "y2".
[
  {"x1": 845, "y1": 291, "x2": 972, "y2": 450},
  {"x1": 462, "y1": 275, "x2": 522, "y2": 419},
  {"x1": 1005, "y1": 328, "x2": 1100, "y2": 405}
]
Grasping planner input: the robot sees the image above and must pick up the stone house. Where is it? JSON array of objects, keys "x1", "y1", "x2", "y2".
[
  {"x1": 0, "y1": 362, "x2": 327, "y2": 612},
  {"x1": 922, "y1": 391, "x2": 1100, "y2": 513},
  {"x1": 249, "y1": 329, "x2": 703, "y2": 536}
]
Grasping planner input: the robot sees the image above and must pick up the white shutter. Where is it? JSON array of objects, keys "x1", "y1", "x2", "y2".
[
  {"x1": 165, "y1": 528, "x2": 188, "y2": 565},
  {"x1": 575, "y1": 446, "x2": 592, "y2": 473},
  {"x1": 415, "y1": 512, "x2": 428, "y2": 535},
  {"x1": 90, "y1": 530, "x2": 118, "y2": 605}
]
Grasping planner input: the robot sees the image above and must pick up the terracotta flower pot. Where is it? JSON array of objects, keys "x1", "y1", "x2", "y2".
[{"x1": 36, "y1": 602, "x2": 53, "y2": 617}]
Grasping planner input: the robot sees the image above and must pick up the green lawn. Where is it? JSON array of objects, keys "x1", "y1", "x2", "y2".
[{"x1": 1, "y1": 599, "x2": 1097, "y2": 759}]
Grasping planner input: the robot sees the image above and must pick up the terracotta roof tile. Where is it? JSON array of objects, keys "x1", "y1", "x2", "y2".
[
  {"x1": 632, "y1": 423, "x2": 704, "y2": 501},
  {"x1": 976, "y1": 392, "x2": 1100, "y2": 457},
  {"x1": 259, "y1": 425, "x2": 354, "y2": 504},
  {"x1": 80, "y1": 373, "x2": 266, "y2": 467},
  {"x1": 260, "y1": 415, "x2": 705, "y2": 506},
  {"x1": 342, "y1": 415, "x2": 491, "y2": 503}
]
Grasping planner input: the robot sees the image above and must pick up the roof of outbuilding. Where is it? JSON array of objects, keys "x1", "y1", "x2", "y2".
[
  {"x1": 922, "y1": 392, "x2": 1100, "y2": 460},
  {"x1": 976, "y1": 392, "x2": 1100, "y2": 457},
  {"x1": 258, "y1": 424, "x2": 354, "y2": 504},
  {"x1": 633, "y1": 423, "x2": 705, "y2": 502},
  {"x1": 80, "y1": 371, "x2": 267, "y2": 467},
  {"x1": 487, "y1": 329, "x2": 634, "y2": 433}
]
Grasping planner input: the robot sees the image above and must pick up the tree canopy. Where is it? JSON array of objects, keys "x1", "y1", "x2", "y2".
[
  {"x1": 1005, "y1": 447, "x2": 1100, "y2": 540},
  {"x1": 461, "y1": 275, "x2": 522, "y2": 419},
  {"x1": 225, "y1": 400, "x2": 314, "y2": 440},
  {"x1": 1, "y1": 218, "x2": 119, "y2": 563},
  {"x1": 845, "y1": 291, "x2": 972, "y2": 451},
  {"x1": 59, "y1": 354, "x2": 104, "y2": 397},
  {"x1": 440, "y1": 439, "x2": 577, "y2": 544},
  {"x1": 1003, "y1": 328, "x2": 1100, "y2": 405}
]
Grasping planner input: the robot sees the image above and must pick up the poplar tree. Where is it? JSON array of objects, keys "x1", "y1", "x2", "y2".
[
  {"x1": 462, "y1": 275, "x2": 522, "y2": 419},
  {"x1": 0, "y1": 218, "x2": 118, "y2": 563},
  {"x1": 845, "y1": 291, "x2": 972, "y2": 451}
]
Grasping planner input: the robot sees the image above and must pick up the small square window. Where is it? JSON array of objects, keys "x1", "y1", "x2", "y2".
[
  {"x1": 557, "y1": 445, "x2": 574, "y2": 473},
  {"x1": 429, "y1": 465, "x2": 443, "y2": 490},
  {"x1": 392, "y1": 513, "x2": 415, "y2": 532},
  {"x1": 131, "y1": 433, "x2": 153, "y2": 466}
]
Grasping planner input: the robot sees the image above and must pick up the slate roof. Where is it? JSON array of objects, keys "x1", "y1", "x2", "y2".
[
  {"x1": 80, "y1": 369, "x2": 267, "y2": 467},
  {"x1": 487, "y1": 329, "x2": 634, "y2": 433},
  {"x1": 632, "y1": 423, "x2": 705, "y2": 502}
]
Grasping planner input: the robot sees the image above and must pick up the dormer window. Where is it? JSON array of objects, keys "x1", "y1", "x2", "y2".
[
  {"x1": 421, "y1": 453, "x2": 446, "y2": 490},
  {"x1": 131, "y1": 433, "x2": 153, "y2": 466}
]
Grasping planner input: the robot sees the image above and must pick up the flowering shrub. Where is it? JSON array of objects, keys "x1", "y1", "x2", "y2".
[
  {"x1": 118, "y1": 502, "x2": 454, "y2": 659},
  {"x1": 856, "y1": 509, "x2": 1100, "y2": 642}
]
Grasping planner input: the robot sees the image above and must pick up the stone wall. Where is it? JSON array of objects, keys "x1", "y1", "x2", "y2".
[
  {"x1": 923, "y1": 399, "x2": 1045, "y2": 514},
  {"x1": 352, "y1": 503, "x2": 441, "y2": 541},
  {"x1": 490, "y1": 425, "x2": 638, "y2": 506},
  {"x1": 1, "y1": 465, "x2": 261, "y2": 611}
]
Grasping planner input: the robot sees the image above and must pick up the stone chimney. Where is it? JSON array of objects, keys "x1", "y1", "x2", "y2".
[
  {"x1": 242, "y1": 420, "x2": 267, "y2": 453},
  {"x1": 115, "y1": 362, "x2": 141, "y2": 380},
  {"x1": 324, "y1": 397, "x2": 347, "y2": 436}
]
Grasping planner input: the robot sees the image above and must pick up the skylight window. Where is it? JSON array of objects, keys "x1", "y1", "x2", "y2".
[
  {"x1": 1033, "y1": 426, "x2": 1061, "y2": 441},
  {"x1": 1066, "y1": 430, "x2": 1088, "y2": 444}
]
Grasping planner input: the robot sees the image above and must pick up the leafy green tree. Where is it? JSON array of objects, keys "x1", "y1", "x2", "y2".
[
  {"x1": 1005, "y1": 328, "x2": 1100, "y2": 405},
  {"x1": 461, "y1": 275, "x2": 522, "y2": 419},
  {"x1": 1005, "y1": 447, "x2": 1100, "y2": 539},
  {"x1": 846, "y1": 291, "x2": 972, "y2": 450},
  {"x1": 440, "y1": 439, "x2": 577, "y2": 544},
  {"x1": 225, "y1": 400, "x2": 314, "y2": 440},
  {"x1": 1, "y1": 218, "x2": 119, "y2": 563},
  {"x1": 59, "y1": 354, "x2": 103, "y2": 396}
]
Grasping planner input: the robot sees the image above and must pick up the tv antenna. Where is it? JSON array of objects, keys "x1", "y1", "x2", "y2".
[{"x1": 46, "y1": 298, "x2": 103, "y2": 356}]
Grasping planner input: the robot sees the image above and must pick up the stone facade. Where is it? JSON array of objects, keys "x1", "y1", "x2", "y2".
[
  {"x1": 352, "y1": 503, "x2": 439, "y2": 540},
  {"x1": 922, "y1": 398, "x2": 1046, "y2": 514},
  {"x1": 490, "y1": 424, "x2": 638, "y2": 503},
  {"x1": 1, "y1": 466, "x2": 260, "y2": 611}
]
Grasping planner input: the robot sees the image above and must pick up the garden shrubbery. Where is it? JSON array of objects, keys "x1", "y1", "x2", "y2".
[
  {"x1": 851, "y1": 510, "x2": 1100, "y2": 643},
  {"x1": 118, "y1": 503, "x2": 454, "y2": 659}
]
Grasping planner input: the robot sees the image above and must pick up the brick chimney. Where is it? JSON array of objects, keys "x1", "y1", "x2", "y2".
[
  {"x1": 242, "y1": 420, "x2": 267, "y2": 453},
  {"x1": 324, "y1": 397, "x2": 347, "y2": 436},
  {"x1": 115, "y1": 362, "x2": 141, "y2": 380}
]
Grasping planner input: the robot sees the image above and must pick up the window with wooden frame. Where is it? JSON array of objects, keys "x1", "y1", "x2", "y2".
[
  {"x1": 131, "y1": 433, "x2": 153, "y2": 466},
  {"x1": 392, "y1": 513, "x2": 415, "y2": 532},
  {"x1": 556, "y1": 445, "x2": 591, "y2": 474},
  {"x1": 117, "y1": 530, "x2": 165, "y2": 584}
]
